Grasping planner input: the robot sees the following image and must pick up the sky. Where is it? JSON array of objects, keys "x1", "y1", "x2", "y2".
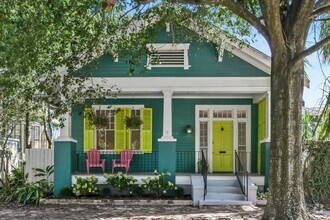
[{"x1": 250, "y1": 34, "x2": 330, "y2": 108}]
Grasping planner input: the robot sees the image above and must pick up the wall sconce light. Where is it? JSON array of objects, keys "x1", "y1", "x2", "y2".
[{"x1": 186, "y1": 125, "x2": 193, "y2": 134}]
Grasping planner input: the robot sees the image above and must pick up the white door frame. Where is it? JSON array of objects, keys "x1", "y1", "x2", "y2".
[{"x1": 195, "y1": 105, "x2": 251, "y2": 173}]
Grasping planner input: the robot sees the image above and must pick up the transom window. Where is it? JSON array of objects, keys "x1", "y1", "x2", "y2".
[
  {"x1": 237, "y1": 110, "x2": 247, "y2": 118},
  {"x1": 199, "y1": 110, "x2": 209, "y2": 118},
  {"x1": 213, "y1": 110, "x2": 232, "y2": 118},
  {"x1": 146, "y1": 43, "x2": 190, "y2": 70}
]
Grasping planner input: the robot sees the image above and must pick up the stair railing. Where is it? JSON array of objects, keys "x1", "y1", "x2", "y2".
[
  {"x1": 201, "y1": 151, "x2": 208, "y2": 200},
  {"x1": 234, "y1": 150, "x2": 248, "y2": 200}
]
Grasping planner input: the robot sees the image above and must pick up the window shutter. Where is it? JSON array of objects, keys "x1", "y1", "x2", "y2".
[
  {"x1": 84, "y1": 108, "x2": 94, "y2": 152},
  {"x1": 258, "y1": 98, "x2": 266, "y2": 173},
  {"x1": 126, "y1": 108, "x2": 132, "y2": 150},
  {"x1": 115, "y1": 108, "x2": 126, "y2": 152},
  {"x1": 141, "y1": 108, "x2": 152, "y2": 153}
]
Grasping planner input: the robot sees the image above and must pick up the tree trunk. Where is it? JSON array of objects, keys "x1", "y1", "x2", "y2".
[{"x1": 263, "y1": 51, "x2": 308, "y2": 219}]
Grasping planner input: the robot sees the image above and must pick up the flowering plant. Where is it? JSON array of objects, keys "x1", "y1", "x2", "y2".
[
  {"x1": 72, "y1": 176, "x2": 98, "y2": 196},
  {"x1": 104, "y1": 172, "x2": 137, "y2": 193},
  {"x1": 141, "y1": 170, "x2": 176, "y2": 197}
]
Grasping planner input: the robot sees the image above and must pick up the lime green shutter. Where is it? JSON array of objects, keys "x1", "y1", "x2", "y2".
[
  {"x1": 258, "y1": 98, "x2": 266, "y2": 173},
  {"x1": 141, "y1": 108, "x2": 152, "y2": 153},
  {"x1": 115, "y1": 108, "x2": 126, "y2": 152},
  {"x1": 84, "y1": 108, "x2": 94, "y2": 152}
]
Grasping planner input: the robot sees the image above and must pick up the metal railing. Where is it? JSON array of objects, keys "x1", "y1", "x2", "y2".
[
  {"x1": 201, "y1": 150, "x2": 208, "y2": 200},
  {"x1": 235, "y1": 150, "x2": 248, "y2": 200}
]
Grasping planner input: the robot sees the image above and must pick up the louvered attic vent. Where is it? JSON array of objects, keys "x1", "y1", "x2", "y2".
[{"x1": 146, "y1": 43, "x2": 190, "y2": 70}]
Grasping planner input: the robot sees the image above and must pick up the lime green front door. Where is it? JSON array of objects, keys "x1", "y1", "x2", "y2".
[{"x1": 212, "y1": 121, "x2": 233, "y2": 172}]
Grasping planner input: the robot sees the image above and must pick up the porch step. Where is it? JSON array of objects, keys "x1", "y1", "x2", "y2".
[
  {"x1": 207, "y1": 186, "x2": 242, "y2": 194},
  {"x1": 205, "y1": 192, "x2": 245, "y2": 201},
  {"x1": 207, "y1": 180, "x2": 239, "y2": 187},
  {"x1": 199, "y1": 199, "x2": 252, "y2": 206}
]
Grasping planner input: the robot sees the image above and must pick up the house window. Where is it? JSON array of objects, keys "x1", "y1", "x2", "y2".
[
  {"x1": 199, "y1": 110, "x2": 209, "y2": 118},
  {"x1": 130, "y1": 109, "x2": 141, "y2": 150},
  {"x1": 84, "y1": 107, "x2": 152, "y2": 153},
  {"x1": 238, "y1": 122, "x2": 246, "y2": 151},
  {"x1": 213, "y1": 110, "x2": 232, "y2": 118},
  {"x1": 146, "y1": 43, "x2": 190, "y2": 70},
  {"x1": 96, "y1": 109, "x2": 115, "y2": 150},
  {"x1": 199, "y1": 121, "x2": 208, "y2": 161},
  {"x1": 237, "y1": 110, "x2": 247, "y2": 118}
]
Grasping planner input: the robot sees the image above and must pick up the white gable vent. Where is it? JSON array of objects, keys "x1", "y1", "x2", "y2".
[{"x1": 146, "y1": 43, "x2": 190, "y2": 70}]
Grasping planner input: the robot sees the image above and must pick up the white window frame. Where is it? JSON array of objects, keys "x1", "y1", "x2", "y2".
[
  {"x1": 146, "y1": 43, "x2": 191, "y2": 70},
  {"x1": 92, "y1": 105, "x2": 144, "y2": 152},
  {"x1": 195, "y1": 105, "x2": 251, "y2": 173}
]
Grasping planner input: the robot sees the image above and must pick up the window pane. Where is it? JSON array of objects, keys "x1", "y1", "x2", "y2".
[
  {"x1": 106, "y1": 131, "x2": 115, "y2": 150},
  {"x1": 97, "y1": 130, "x2": 106, "y2": 150},
  {"x1": 199, "y1": 110, "x2": 209, "y2": 118},
  {"x1": 200, "y1": 122, "x2": 208, "y2": 148},
  {"x1": 238, "y1": 122, "x2": 246, "y2": 151},
  {"x1": 131, "y1": 130, "x2": 140, "y2": 150},
  {"x1": 213, "y1": 110, "x2": 232, "y2": 118},
  {"x1": 237, "y1": 110, "x2": 247, "y2": 118}
]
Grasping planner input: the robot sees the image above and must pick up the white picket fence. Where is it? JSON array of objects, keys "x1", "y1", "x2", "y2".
[{"x1": 25, "y1": 149, "x2": 54, "y2": 183}]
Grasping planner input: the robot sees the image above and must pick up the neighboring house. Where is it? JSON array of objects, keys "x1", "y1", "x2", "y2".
[{"x1": 54, "y1": 24, "x2": 272, "y2": 205}]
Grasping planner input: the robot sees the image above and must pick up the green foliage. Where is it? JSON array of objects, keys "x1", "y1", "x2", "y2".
[
  {"x1": 304, "y1": 141, "x2": 330, "y2": 204},
  {"x1": 72, "y1": 176, "x2": 98, "y2": 197},
  {"x1": 104, "y1": 172, "x2": 137, "y2": 193},
  {"x1": 59, "y1": 187, "x2": 73, "y2": 198},
  {"x1": 124, "y1": 115, "x2": 143, "y2": 129},
  {"x1": 141, "y1": 170, "x2": 175, "y2": 197},
  {"x1": 257, "y1": 189, "x2": 269, "y2": 200},
  {"x1": 85, "y1": 109, "x2": 108, "y2": 128},
  {"x1": 197, "y1": 160, "x2": 209, "y2": 173},
  {"x1": 33, "y1": 165, "x2": 54, "y2": 181},
  {"x1": 173, "y1": 186, "x2": 185, "y2": 198},
  {"x1": 99, "y1": 187, "x2": 112, "y2": 198}
]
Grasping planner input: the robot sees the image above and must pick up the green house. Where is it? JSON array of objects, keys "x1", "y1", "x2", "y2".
[{"x1": 54, "y1": 24, "x2": 271, "y2": 205}]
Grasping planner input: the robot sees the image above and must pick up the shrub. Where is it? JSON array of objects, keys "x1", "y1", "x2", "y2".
[
  {"x1": 131, "y1": 184, "x2": 144, "y2": 196},
  {"x1": 104, "y1": 172, "x2": 137, "y2": 193},
  {"x1": 72, "y1": 176, "x2": 98, "y2": 197},
  {"x1": 59, "y1": 187, "x2": 73, "y2": 198},
  {"x1": 142, "y1": 170, "x2": 175, "y2": 197},
  {"x1": 304, "y1": 141, "x2": 330, "y2": 204},
  {"x1": 99, "y1": 187, "x2": 111, "y2": 198},
  {"x1": 173, "y1": 186, "x2": 185, "y2": 198}
]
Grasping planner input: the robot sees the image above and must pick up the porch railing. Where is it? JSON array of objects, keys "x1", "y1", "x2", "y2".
[
  {"x1": 73, "y1": 150, "x2": 200, "y2": 174},
  {"x1": 73, "y1": 151, "x2": 159, "y2": 174},
  {"x1": 201, "y1": 150, "x2": 208, "y2": 200},
  {"x1": 234, "y1": 150, "x2": 248, "y2": 200}
]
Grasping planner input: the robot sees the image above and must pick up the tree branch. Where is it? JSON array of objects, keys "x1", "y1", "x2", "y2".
[
  {"x1": 293, "y1": 35, "x2": 330, "y2": 63},
  {"x1": 314, "y1": 0, "x2": 330, "y2": 10},
  {"x1": 175, "y1": 0, "x2": 270, "y2": 42},
  {"x1": 312, "y1": 3, "x2": 330, "y2": 18}
]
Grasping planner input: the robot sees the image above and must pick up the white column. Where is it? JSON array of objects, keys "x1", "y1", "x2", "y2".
[
  {"x1": 55, "y1": 111, "x2": 76, "y2": 143},
  {"x1": 159, "y1": 90, "x2": 176, "y2": 142},
  {"x1": 265, "y1": 90, "x2": 271, "y2": 142}
]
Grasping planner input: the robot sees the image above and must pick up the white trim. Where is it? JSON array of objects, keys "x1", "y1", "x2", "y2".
[
  {"x1": 195, "y1": 105, "x2": 251, "y2": 173},
  {"x1": 83, "y1": 77, "x2": 270, "y2": 93},
  {"x1": 266, "y1": 91, "x2": 271, "y2": 141},
  {"x1": 92, "y1": 105, "x2": 144, "y2": 110},
  {"x1": 113, "y1": 95, "x2": 254, "y2": 99},
  {"x1": 54, "y1": 137, "x2": 77, "y2": 143},
  {"x1": 158, "y1": 138, "x2": 177, "y2": 142}
]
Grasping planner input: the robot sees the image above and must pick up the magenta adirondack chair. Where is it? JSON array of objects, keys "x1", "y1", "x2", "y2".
[
  {"x1": 86, "y1": 149, "x2": 106, "y2": 174},
  {"x1": 112, "y1": 149, "x2": 133, "y2": 174}
]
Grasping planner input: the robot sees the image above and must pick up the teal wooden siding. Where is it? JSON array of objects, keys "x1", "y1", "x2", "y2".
[
  {"x1": 72, "y1": 98, "x2": 259, "y2": 173},
  {"x1": 76, "y1": 30, "x2": 269, "y2": 78}
]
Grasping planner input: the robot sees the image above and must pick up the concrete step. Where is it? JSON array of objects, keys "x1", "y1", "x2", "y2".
[
  {"x1": 207, "y1": 180, "x2": 239, "y2": 187},
  {"x1": 205, "y1": 192, "x2": 246, "y2": 201},
  {"x1": 199, "y1": 199, "x2": 252, "y2": 206},
  {"x1": 207, "y1": 186, "x2": 242, "y2": 194}
]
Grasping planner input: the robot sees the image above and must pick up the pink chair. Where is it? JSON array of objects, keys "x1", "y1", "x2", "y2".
[
  {"x1": 86, "y1": 149, "x2": 105, "y2": 174},
  {"x1": 112, "y1": 149, "x2": 133, "y2": 174}
]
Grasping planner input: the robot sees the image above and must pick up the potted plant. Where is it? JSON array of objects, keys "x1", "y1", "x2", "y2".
[
  {"x1": 197, "y1": 160, "x2": 209, "y2": 173},
  {"x1": 124, "y1": 115, "x2": 143, "y2": 129},
  {"x1": 85, "y1": 110, "x2": 108, "y2": 129}
]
